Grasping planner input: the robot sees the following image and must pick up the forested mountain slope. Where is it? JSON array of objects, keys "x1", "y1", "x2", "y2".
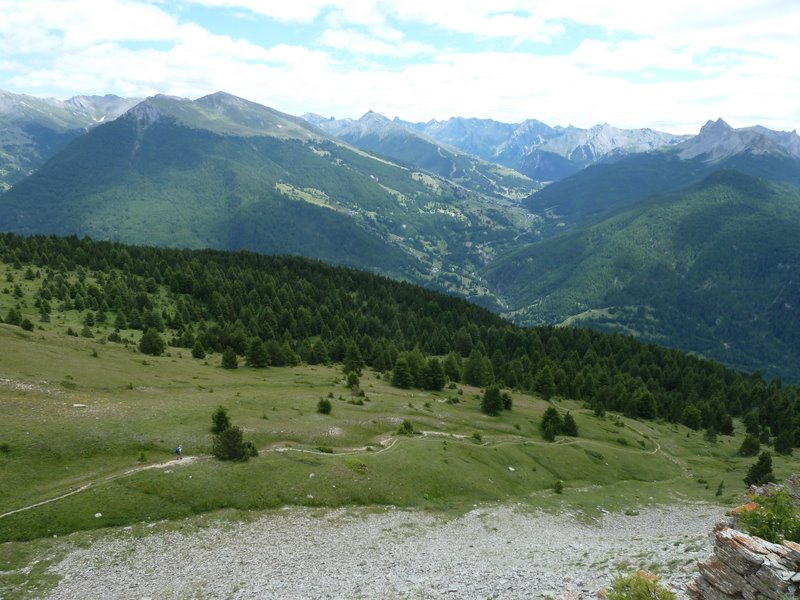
[
  {"x1": 0, "y1": 89, "x2": 138, "y2": 191},
  {"x1": 0, "y1": 93, "x2": 538, "y2": 302},
  {"x1": 523, "y1": 119, "x2": 800, "y2": 234},
  {"x1": 485, "y1": 171, "x2": 800, "y2": 381},
  {"x1": 2, "y1": 233, "x2": 798, "y2": 446}
]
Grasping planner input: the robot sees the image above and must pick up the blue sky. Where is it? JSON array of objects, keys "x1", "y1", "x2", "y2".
[{"x1": 0, "y1": 0, "x2": 798, "y2": 133}]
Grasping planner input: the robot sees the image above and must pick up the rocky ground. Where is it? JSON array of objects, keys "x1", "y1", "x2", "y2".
[{"x1": 43, "y1": 503, "x2": 723, "y2": 599}]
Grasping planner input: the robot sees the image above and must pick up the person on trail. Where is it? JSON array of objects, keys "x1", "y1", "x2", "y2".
[{"x1": 176, "y1": 445, "x2": 182, "y2": 460}]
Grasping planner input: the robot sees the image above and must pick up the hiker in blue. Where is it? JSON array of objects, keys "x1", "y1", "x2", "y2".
[{"x1": 176, "y1": 445, "x2": 182, "y2": 460}]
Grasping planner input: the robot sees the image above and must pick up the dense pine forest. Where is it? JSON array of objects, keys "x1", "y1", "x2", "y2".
[{"x1": 2, "y1": 233, "x2": 798, "y2": 452}]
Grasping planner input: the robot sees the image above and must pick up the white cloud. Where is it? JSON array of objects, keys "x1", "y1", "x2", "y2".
[
  {"x1": 0, "y1": 0, "x2": 798, "y2": 133},
  {"x1": 319, "y1": 27, "x2": 435, "y2": 57}
]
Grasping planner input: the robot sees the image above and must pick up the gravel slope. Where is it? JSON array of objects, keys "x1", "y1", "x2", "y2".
[{"x1": 44, "y1": 504, "x2": 721, "y2": 599}]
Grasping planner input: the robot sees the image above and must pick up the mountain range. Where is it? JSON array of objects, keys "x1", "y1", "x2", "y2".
[
  {"x1": 303, "y1": 110, "x2": 539, "y2": 200},
  {"x1": 1, "y1": 89, "x2": 799, "y2": 380},
  {"x1": 0, "y1": 90, "x2": 140, "y2": 191},
  {"x1": 0, "y1": 91, "x2": 539, "y2": 302},
  {"x1": 310, "y1": 112, "x2": 689, "y2": 182}
]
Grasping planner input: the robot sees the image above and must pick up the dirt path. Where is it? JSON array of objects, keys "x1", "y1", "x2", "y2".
[
  {"x1": 1, "y1": 424, "x2": 682, "y2": 520},
  {"x1": 0, "y1": 456, "x2": 198, "y2": 520}
]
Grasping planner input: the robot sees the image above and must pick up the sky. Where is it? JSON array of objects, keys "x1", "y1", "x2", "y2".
[{"x1": 0, "y1": 0, "x2": 798, "y2": 134}]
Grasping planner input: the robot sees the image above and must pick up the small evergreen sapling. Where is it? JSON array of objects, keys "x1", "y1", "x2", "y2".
[{"x1": 744, "y1": 451, "x2": 775, "y2": 487}]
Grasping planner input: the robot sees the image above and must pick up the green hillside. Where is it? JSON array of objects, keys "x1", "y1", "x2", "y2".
[
  {"x1": 313, "y1": 112, "x2": 539, "y2": 200},
  {"x1": 486, "y1": 171, "x2": 800, "y2": 381},
  {"x1": 1, "y1": 233, "x2": 798, "y2": 553},
  {"x1": 0, "y1": 94, "x2": 536, "y2": 302},
  {"x1": 523, "y1": 150, "x2": 800, "y2": 234},
  {"x1": 0, "y1": 90, "x2": 138, "y2": 192}
]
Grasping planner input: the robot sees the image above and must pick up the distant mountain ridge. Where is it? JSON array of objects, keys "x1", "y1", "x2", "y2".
[
  {"x1": 304, "y1": 110, "x2": 538, "y2": 200},
  {"x1": 0, "y1": 91, "x2": 538, "y2": 303},
  {"x1": 405, "y1": 116, "x2": 689, "y2": 181},
  {"x1": 677, "y1": 118, "x2": 800, "y2": 162},
  {"x1": 522, "y1": 118, "x2": 800, "y2": 235},
  {"x1": 2, "y1": 88, "x2": 800, "y2": 381},
  {"x1": 0, "y1": 90, "x2": 140, "y2": 191}
]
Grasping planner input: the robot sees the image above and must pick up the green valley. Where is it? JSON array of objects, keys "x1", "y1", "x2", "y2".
[{"x1": 487, "y1": 171, "x2": 800, "y2": 381}]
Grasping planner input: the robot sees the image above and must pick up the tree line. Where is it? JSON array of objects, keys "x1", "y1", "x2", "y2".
[{"x1": 1, "y1": 233, "x2": 798, "y2": 452}]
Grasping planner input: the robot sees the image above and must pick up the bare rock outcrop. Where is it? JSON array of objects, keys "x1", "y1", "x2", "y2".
[{"x1": 687, "y1": 477, "x2": 800, "y2": 599}]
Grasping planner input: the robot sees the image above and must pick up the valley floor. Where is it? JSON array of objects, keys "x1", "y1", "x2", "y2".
[{"x1": 42, "y1": 503, "x2": 722, "y2": 599}]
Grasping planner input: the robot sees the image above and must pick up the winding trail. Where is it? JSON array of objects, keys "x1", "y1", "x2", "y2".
[
  {"x1": 0, "y1": 456, "x2": 198, "y2": 520},
  {"x1": 1, "y1": 421, "x2": 685, "y2": 520}
]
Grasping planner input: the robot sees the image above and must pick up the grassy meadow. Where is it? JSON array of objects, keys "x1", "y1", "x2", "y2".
[
  {"x1": 1, "y1": 318, "x2": 792, "y2": 540},
  {"x1": 1, "y1": 255, "x2": 796, "y2": 597}
]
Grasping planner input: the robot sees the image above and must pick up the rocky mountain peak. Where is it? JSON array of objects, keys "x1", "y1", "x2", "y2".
[
  {"x1": 698, "y1": 117, "x2": 733, "y2": 136},
  {"x1": 358, "y1": 110, "x2": 392, "y2": 126},
  {"x1": 125, "y1": 98, "x2": 164, "y2": 126},
  {"x1": 679, "y1": 118, "x2": 798, "y2": 162}
]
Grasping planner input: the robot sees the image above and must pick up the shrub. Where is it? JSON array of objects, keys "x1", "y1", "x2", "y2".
[
  {"x1": 317, "y1": 398, "x2": 332, "y2": 414},
  {"x1": 606, "y1": 571, "x2": 676, "y2": 600},
  {"x1": 20, "y1": 318, "x2": 34, "y2": 331},
  {"x1": 737, "y1": 490, "x2": 800, "y2": 543},
  {"x1": 397, "y1": 420, "x2": 414, "y2": 435},
  {"x1": 554, "y1": 480, "x2": 563, "y2": 494},
  {"x1": 212, "y1": 426, "x2": 250, "y2": 461}
]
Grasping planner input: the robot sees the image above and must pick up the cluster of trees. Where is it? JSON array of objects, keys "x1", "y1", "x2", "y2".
[
  {"x1": 1, "y1": 233, "x2": 799, "y2": 453},
  {"x1": 540, "y1": 407, "x2": 578, "y2": 441}
]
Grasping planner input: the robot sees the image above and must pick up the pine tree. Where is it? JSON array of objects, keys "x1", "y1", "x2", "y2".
[
  {"x1": 212, "y1": 426, "x2": 250, "y2": 461},
  {"x1": 443, "y1": 352, "x2": 462, "y2": 382},
  {"x1": 423, "y1": 358, "x2": 445, "y2": 391},
  {"x1": 138, "y1": 328, "x2": 165, "y2": 356},
  {"x1": 191, "y1": 339, "x2": 206, "y2": 359},
  {"x1": 463, "y1": 349, "x2": 492, "y2": 387},
  {"x1": 392, "y1": 356, "x2": 414, "y2": 389},
  {"x1": 744, "y1": 451, "x2": 775, "y2": 487},
  {"x1": 533, "y1": 365, "x2": 556, "y2": 400},
  {"x1": 481, "y1": 385, "x2": 503, "y2": 416},
  {"x1": 343, "y1": 341, "x2": 365, "y2": 375},
  {"x1": 738, "y1": 434, "x2": 761, "y2": 457},
  {"x1": 541, "y1": 406, "x2": 563, "y2": 442},
  {"x1": 681, "y1": 405, "x2": 702, "y2": 430},
  {"x1": 634, "y1": 387, "x2": 657, "y2": 420},
  {"x1": 221, "y1": 346, "x2": 238, "y2": 369},
  {"x1": 774, "y1": 430, "x2": 794, "y2": 455},
  {"x1": 562, "y1": 411, "x2": 578, "y2": 436},
  {"x1": 211, "y1": 405, "x2": 231, "y2": 434},
  {"x1": 246, "y1": 338, "x2": 269, "y2": 368}
]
